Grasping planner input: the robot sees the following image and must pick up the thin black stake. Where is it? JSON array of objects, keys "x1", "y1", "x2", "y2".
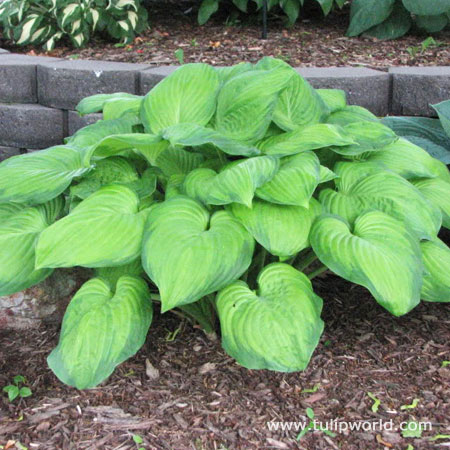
[{"x1": 261, "y1": 0, "x2": 268, "y2": 39}]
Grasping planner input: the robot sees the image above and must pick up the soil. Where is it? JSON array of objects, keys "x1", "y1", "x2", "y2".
[
  {"x1": 0, "y1": 268, "x2": 449, "y2": 449},
  {"x1": 1, "y1": 3, "x2": 450, "y2": 69}
]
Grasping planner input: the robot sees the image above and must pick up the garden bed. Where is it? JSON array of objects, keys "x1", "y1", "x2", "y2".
[
  {"x1": 0, "y1": 268, "x2": 449, "y2": 449},
  {"x1": 1, "y1": 4, "x2": 450, "y2": 69}
]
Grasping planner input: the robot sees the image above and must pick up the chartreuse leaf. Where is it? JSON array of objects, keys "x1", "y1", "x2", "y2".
[
  {"x1": 0, "y1": 146, "x2": 91, "y2": 204},
  {"x1": 258, "y1": 124, "x2": 355, "y2": 157},
  {"x1": 216, "y1": 263, "x2": 324, "y2": 371},
  {"x1": 215, "y1": 62, "x2": 253, "y2": 84},
  {"x1": 420, "y1": 238, "x2": 450, "y2": 302},
  {"x1": 320, "y1": 169, "x2": 442, "y2": 239},
  {"x1": 76, "y1": 92, "x2": 141, "y2": 115},
  {"x1": 142, "y1": 196, "x2": 254, "y2": 312},
  {"x1": 103, "y1": 97, "x2": 143, "y2": 121},
  {"x1": 255, "y1": 152, "x2": 320, "y2": 207},
  {"x1": 310, "y1": 211, "x2": 423, "y2": 316},
  {"x1": 326, "y1": 105, "x2": 379, "y2": 126},
  {"x1": 184, "y1": 156, "x2": 279, "y2": 207},
  {"x1": 317, "y1": 89, "x2": 347, "y2": 113},
  {"x1": 411, "y1": 178, "x2": 450, "y2": 228},
  {"x1": 48, "y1": 276, "x2": 152, "y2": 389},
  {"x1": 330, "y1": 121, "x2": 398, "y2": 156},
  {"x1": 161, "y1": 123, "x2": 261, "y2": 157},
  {"x1": 94, "y1": 259, "x2": 144, "y2": 288},
  {"x1": 153, "y1": 145, "x2": 204, "y2": 178},
  {"x1": 141, "y1": 64, "x2": 220, "y2": 134},
  {"x1": 255, "y1": 58, "x2": 326, "y2": 131},
  {"x1": 36, "y1": 185, "x2": 148, "y2": 269},
  {"x1": 0, "y1": 198, "x2": 63, "y2": 296},
  {"x1": 215, "y1": 66, "x2": 293, "y2": 143},
  {"x1": 230, "y1": 198, "x2": 319, "y2": 259},
  {"x1": 319, "y1": 165, "x2": 338, "y2": 183}
]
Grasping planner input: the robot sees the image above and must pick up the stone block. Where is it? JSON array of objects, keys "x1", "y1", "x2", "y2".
[
  {"x1": 0, "y1": 146, "x2": 21, "y2": 161},
  {"x1": 0, "y1": 103, "x2": 64, "y2": 148},
  {"x1": 139, "y1": 66, "x2": 178, "y2": 95},
  {"x1": 390, "y1": 66, "x2": 450, "y2": 116},
  {"x1": 37, "y1": 59, "x2": 150, "y2": 110},
  {"x1": 0, "y1": 53, "x2": 61, "y2": 103},
  {"x1": 68, "y1": 110, "x2": 102, "y2": 136},
  {"x1": 297, "y1": 67, "x2": 391, "y2": 116}
]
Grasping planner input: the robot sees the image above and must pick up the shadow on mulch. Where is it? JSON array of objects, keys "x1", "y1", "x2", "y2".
[{"x1": 0, "y1": 270, "x2": 449, "y2": 449}]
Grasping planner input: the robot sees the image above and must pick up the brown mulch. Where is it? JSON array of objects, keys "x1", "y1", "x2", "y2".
[
  {"x1": 0, "y1": 270, "x2": 449, "y2": 449},
  {"x1": 2, "y1": 3, "x2": 450, "y2": 69}
]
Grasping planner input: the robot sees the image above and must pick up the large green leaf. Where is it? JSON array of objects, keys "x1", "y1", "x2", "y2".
[
  {"x1": 365, "y1": 1, "x2": 412, "y2": 39},
  {"x1": 347, "y1": 0, "x2": 395, "y2": 36},
  {"x1": 258, "y1": 123, "x2": 355, "y2": 157},
  {"x1": 216, "y1": 263, "x2": 324, "y2": 371},
  {"x1": 76, "y1": 92, "x2": 141, "y2": 115},
  {"x1": 142, "y1": 196, "x2": 254, "y2": 312},
  {"x1": 141, "y1": 64, "x2": 220, "y2": 134},
  {"x1": 415, "y1": 14, "x2": 448, "y2": 33},
  {"x1": 432, "y1": 100, "x2": 450, "y2": 138},
  {"x1": 402, "y1": 0, "x2": 450, "y2": 16},
  {"x1": 320, "y1": 169, "x2": 442, "y2": 239},
  {"x1": 0, "y1": 146, "x2": 91, "y2": 204},
  {"x1": 420, "y1": 238, "x2": 450, "y2": 302},
  {"x1": 48, "y1": 276, "x2": 152, "y2": 389},
  {"x1": 412, "y1": 177, "x2": 450, "y2": 228},
  {"x1": 198, "y1": 0, "x2": 219, "y2": 25},
  {"x1": 36, "y1": 185, "x2": 148, "y2": 269},
  {"x1": 230, "y1": 198, "x2": 319, "y2": 259},
  {"x1": 161, "y1": 123, "x2": 261, "y2": 157},
  {"x1": 317, "y1": 89, "x2": 347, "y2": 113},
  {"x1": 255, "y1": 58, "x2": 327, "y2": 131},
  {"x1": 215, "y1": 66, "x2": 293, "y2": 143},
  {"x1": 184, "y1": 156, "x2": 279, "y2": 207},
  {"x1": 326, "y1": 105, "x2": 379, "y2": 126},
  {"x1": 0, "y1": 199, "x2": 63, "y2": 295},
  {"x1": 153, "y1": 145, "x2": 204, "y2": 178},
  {"x1": 310, "y1": 211, "x2": 423, "y2": 316},
  {"x1": 255, "y1": 152, "x2": 320, "y2": 206}
]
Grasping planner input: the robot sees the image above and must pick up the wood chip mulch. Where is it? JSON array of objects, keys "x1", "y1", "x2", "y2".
[{"x1": 2, "y1": 3, "x2": 450, "y2": 69}]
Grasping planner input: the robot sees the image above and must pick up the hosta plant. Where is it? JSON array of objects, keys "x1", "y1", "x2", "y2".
[
  {"x1": 0, "y1": 0, "x2": 148, "y2": 50},
  {"x1": 0, "y1": 58, "x2": 449, "y2": 389}
]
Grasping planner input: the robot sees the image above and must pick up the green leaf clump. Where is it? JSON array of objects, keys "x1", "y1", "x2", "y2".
[{"x1": 0, "y1": 58, "x2": 448, "y2": 389}]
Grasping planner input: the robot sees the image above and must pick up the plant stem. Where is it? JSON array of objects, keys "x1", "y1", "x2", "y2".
[
  {"x1": 295, "y1": 251, "x2": 318, "y2": 272},
  {"x1": 308, "y1": 264, "x2": 328, "y2": 280}
]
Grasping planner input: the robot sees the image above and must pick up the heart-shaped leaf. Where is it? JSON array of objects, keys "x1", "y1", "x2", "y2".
[
  {"x1": 255, "y1": 152, "x2": 320, "y2": 206},
  {"x1": 184, "y1": 156, "x2": 279, "y2": 207},
  {"x1": 141, "y1": 63, "x2": 220, "y2": 134},
  {"x1": 258, "y1": 123, "x2": 355, "y2": 157},
  {"x1": 317, "y1": 88, "x2": 347, "y2": 113},
  {"x1": 36, "y1": 185, "x2": 148, "y2": 269},
  {"x1": 142, "y1": 196, "x2": 254, "y2": 312},
  {"x1": 230, "y1": 198, "x2": 319, "y2": 259},
  {"x1": 320, "y1": 168, "x2": 442, "y2": 239},
  {"x1": 0, "y1": 198, "x2": 63, "y2": 295},
  {"x1": 48, "y1": 276, "x2": 152, "y2": 389},
  {"x1": 216, "y1": 263, "x2": 324, "y2": 371},
  {"x1": 420, "y1": 237, "x2": 450, "y2": 302},
  {"x1": 310, "y1": 211, "x2": 423, "y2": 316},
  {"x1": 0, "y1": 146, "x2": 91, "y2": 204}
]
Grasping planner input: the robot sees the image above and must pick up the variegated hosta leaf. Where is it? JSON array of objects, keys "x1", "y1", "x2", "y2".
[
  {"x1": 256, "y1": 57, "x2": 327, "y2": 131},
  {"x1": 317, "y1": 89, "x2": 347, "y2": 113},
  {"x1": 76, "y1": 93, "x2": 140, "y2": 115},
  {"x1": 162, "y1": 123, "x2": 261, "y2": 157},
  {"x1": 184, "y1": 156, "x2": 279, "y2": 207},
  {"x1": 258, "y1": 123, "x2": 355, "y2": 157},
  {"x1": 0, "y1": 146, "x2": 91, "y2": 204},
  {"x1": 141, "y1": 64, "x2": 220, "y2": 134},
  {"x1": 142, "y1": 196, "x2": 255, "y2": 312},
  {"x1": 48, "y1": 276, "x2": 152, "y2": 389},
  {"x1": 153, "y1": 145, "x2": 204, "y2": 178},
  {"x1": 412, "y1": 178, "x2": 450, "y2": 229},
  {"x1": 230, "y1": 198, "x2": 320, "y2": 259},
  {"x1": 36, "y1": 185, "x2": 148, "y2": 269},
  {"x1": 310, "y1": 212, "x2": 423, "y2": 316},
  {"x1": 420, "y1": 238, "x2": 450, "y2": 302},
  {"x1": 255, "y1": 152, "x2": 320, "y2": 207},
  {"x1": 326, "y1": 105, "x2": 379, "y2": 126},
  {"x1": 320, "y1": 169, "x2": 442, "y2": 239},
  {"x1": 215, "y1": 67, "x2": 293, "y2": 143},
  {"x1": 0, "y1": 198, "x2": 63, "y2": 295},
  {"x1": 216, "y1": 263, "x2": 324, "y2": 371},
  {"x1": 330, "y1": 121, "x2": 398, "y2": 156},
  {"x1": 359, "y1": 138, "x2": 439, "y2": 179},
  {"x1": 70, "y1": 156, "x2": 138, "y2": 200}
]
